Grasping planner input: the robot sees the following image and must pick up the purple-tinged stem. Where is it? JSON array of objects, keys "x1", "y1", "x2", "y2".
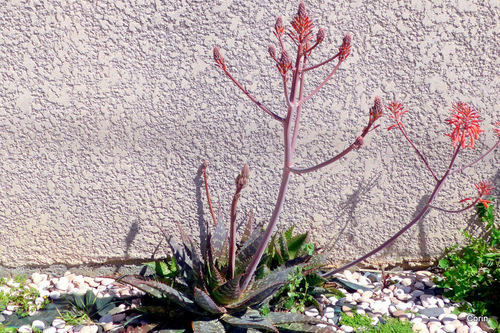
[
  {"x1": 297, "y1": 60, "x2": 343, "y2": 106},
  {"x1": 322, "y1": 144, "x2": 462, "y2": 277},
  {"x1": 395, "y1": 121, "x2": 438, "y2": 181},
  {"x1": 451, "y1": 138, "x2": 500, "y2": 174},
  {"x1": 223, "y1": 70, "x2": 284, "y2": 122},
  {"x1": 428, "y1": 198, "x2": 480, "y2": 213},
  {"x1": 303, "y1": 52, "x2": 340, "y2": 72},
  {"x1": 291, "y1": 56, "x2": 308, "y2": 154}
]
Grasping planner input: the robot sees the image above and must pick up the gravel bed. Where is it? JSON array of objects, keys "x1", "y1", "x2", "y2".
[{"x1": 0, "y1": 270, "x2": 497, "y2": 333}]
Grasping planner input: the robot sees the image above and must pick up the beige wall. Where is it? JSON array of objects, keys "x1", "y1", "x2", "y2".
[{"x1": 0, "y1": 0, "x2": 499, "y2": 269}]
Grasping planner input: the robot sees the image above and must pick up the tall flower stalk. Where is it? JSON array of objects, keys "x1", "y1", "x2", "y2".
[
  {"x1": 214, "y1": 1, "x2": 382, "y2": 290},
  {"x1": 323, "y1": 102, "x2": 500, "y2": 277}
]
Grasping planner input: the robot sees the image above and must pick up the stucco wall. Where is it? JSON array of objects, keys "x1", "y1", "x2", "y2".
[{"x1": 0, "y1": 0, "x2": 499, "y2": 269}]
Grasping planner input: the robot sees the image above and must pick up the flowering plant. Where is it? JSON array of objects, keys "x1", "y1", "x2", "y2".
[{"x1": 324, "y1": 101, "x2": 500, "y2": 276}]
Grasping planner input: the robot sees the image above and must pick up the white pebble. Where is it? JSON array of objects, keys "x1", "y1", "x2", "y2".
[
  {"x1": 43, "y1": 327, "x2": 56, "y2": 333},
  {"x1": 340, "y1": 325, "x2": 354, "y2": 333},
  {"x1": 52, "y1": 319, "x2": 66, "y2": 328},
  {"x1": 18, "y1": 325, "x2": 32, "y2": 333},
  {"x1": 32, "y1": 320, "x2": 46, "y2": 329},
  {"x1": 325, "y1": 307, "x2": 335, "y2": 319},
  {"x1": 49, "y1": 290, "x2": 61, "y2": 300},
  {"x1": 100, "y1": 278, "x2": 115, "y2": 286},
  {"x1": 38, "y1": 280, "x2": 51, "y2": 290},
  {"x1": 305, "y1": 308, "x2": 319, "y2": 317}
]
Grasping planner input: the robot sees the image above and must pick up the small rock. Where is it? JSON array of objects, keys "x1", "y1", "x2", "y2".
[
  {"x1": 32, "y1": 320, "x2": 46, "y2": 329},
  {"x1": 19, "y1": 325, "x2": 32, "y2": 333},
  {"x1": 305, "y1": 308, "x2": 319, "y2": 317},
  {"x1": 469, "y1": 326, "x2": 483, "y2": 333},
  {"x1": 73, "y1": 275, "x2": 84, "y2": 286},
  {"x1": 100, "y1": 278, "x2": 115, "y2": 286},
  {"x1": 428, "y1": 323, "x2": 441, "y2": 333},
  {"x1": 479, "y1": 320, "x2": 496, "y2": 333},
  {"x1": 371, "y1": 316, "x2": 379, "y2": 325},
  {"x1": 443, "y1": 323, "x2": 455, "y2": 332},
  {"x1": 324, "y1": 307, "x2": 335, "y2": 319},
  {"x1": 457, "y1": 312, "x2": 468, "y2": 321},
  {"x1": 49, "y1": 290, "x2": 61, "y2": 300},
  {"x1": 340, "y1": 325, "x2": 354, "y2": 333},
  {"x1": 419, "y1": 307, "x2": 445, "y2": 318},
  {"x1": 52, "y1": 319, "x2": 66, "y2": 329},
  {"x1": 99, "y1": 314, "x2": 113, "y2": 324},
  {"x1": 456, "y1": 326, "x2": 468, "y2": 333},
  {"x1": 80, "y1": 325, "x2": 98, "y2": 333},
  {"x1": 38, "y1": 280, "x2": 51, "y2": 289},
  {"x1": 401, "y1": 278, "x2": 412, "y2": 287},
  {"x1": 414, "y1": 282, "x2": 425, "y2": 290},
  {"x1": 413, "y1": 322, "x2": 429, "y2": 333},
  {"x1": 42, "y1": 327, "x2": 57, "y2": 333}
]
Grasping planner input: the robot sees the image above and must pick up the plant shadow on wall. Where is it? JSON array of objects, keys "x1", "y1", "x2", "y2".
[
  {"x1": 324, "y1": 174, "x2": 381, "y2": 252},
  {"x1": 116, "y1": 1, "x2": 499, "y2": 332}
]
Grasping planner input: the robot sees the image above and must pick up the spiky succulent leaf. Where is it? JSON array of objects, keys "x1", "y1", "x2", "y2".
[
  {"x1": 208, "y1": 260, "x2": 226, "y2": 291},
  {"x1": 284, "y1": 225, "x2": 295, "y2": 242},
  {"x1": 119, "y1": 275, "x2": 201, "y2": 314},
  {"x1": 211, "y1": 218, "x2": 227, "y2": 258},
  {"x1": 193, "y1": 288, "x2": 227, "y2": 314},
  {"x1": 287, "y1": 232, "x2": 308, "y2": 258},
  {"x1": 176, "y1": 224, "x2": 204, "y2": 289},
  {"x1": 305, "y1": 251, "x2": 330, "y2": 269},
  {"x1": 330, "y1": 277, "x2": 373, "y2": 292},
  {"x1": 227, "y1": 281, "x2": 283, "y2": 310},
  {"x1": 305, "y1": 273, "x2": 327, "y2": 287},
  {"x1": 192, "y1": 318, "x2": 225, "y2": 333},
  {"x1": 235, "y1": 231, "x2": 264, "y2": 276},
  {"x1": 168, "y1": 235, "x2": 195, "y2": 284},
  {"x1": 221, "y1": 310, "x2": 279, "y2": 333},
  {"x1": 266, "y1": 312, "x2": 329, "y2": 326},
  {"x1": 279, "y1": 232, "x2": 290, "y2": 263},
  {"x1": 211, "y1": 274, "x2": 243, "y2": 305}
]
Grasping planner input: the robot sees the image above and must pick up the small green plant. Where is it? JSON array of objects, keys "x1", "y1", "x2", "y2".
[
  {"x1": 0, "y1": 275, "x2": 49, "y2": 317},
  {"x1": 273, "y1": 266, "x2": 314, "y2": 313},
  {"x1": 339, "y1": 313, "x2": 413, "y2": 333},
  {"x1": 62, "y1": 290, "x2": 116, "y2": 323},
  {"x1": 0, "y1": 323, "x2": 16, "y2": 333},
  {"x1": 435, "y1": 199, "x2": 499, "y2": 322}
]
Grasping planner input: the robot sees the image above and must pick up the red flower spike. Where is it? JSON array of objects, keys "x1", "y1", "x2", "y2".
[
  {"x1": 290, "y1": 1, "x2": 313, "y2": 45},
  {"x1": 475, "y1": 181, "x2": 494, "y2": 208},
  {"x1": 445, "y1": 102, "x2": 483, "y2": 149},
  {"x1": 369, "y1": 97, "x2": 383, "y2": 123},
  {"x1": 277, "y1": 50, "x2": 292, "y2": 75},
  {"x1": 268, "y1": 45, "x2": 276, "y2": 61},
  {"x1": 338, "y1": 34, "x2": 351, "y2": 61},
  {"x1": 274, "y1": 17, "x2": 284, "y2": 38},
  {"x1": 316, "y1": 27, "x2": 325, "y2": 44},
  {"x1": 387, "y1": 102, "x2": 408, "y2": 130},
  {"x1": 213, "y1": 46, "x2": 226, "y2": 71}
]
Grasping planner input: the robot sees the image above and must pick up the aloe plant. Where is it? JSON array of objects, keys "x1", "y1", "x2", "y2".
[{"x1": 120, "y1": 168, "x2": 333, "y2": 332}]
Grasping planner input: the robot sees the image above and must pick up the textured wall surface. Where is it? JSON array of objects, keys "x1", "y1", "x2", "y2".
[{"x1": 0, "y1": 0, "x2": 499, "y2": 269}]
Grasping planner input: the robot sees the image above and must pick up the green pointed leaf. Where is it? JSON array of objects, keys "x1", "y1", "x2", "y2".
[
  {"x1": 192, "y1": 319, "x2": 226, "y2": 333},
  {"x1": 221, "y1": 310, "x2": 279, "y2": 333},
  {"x1": 279, "y1": 232, "x2": 290, "y2": 262},
  {"x1": 235, "y1": 231, "x2": 264, "y2": 276},
  {"x1": 212, "y1": 274, "x2": 243, "y2": 305},
  {"x1": 305, "y1": 273, "x2": 327, "y2": 287},
  {"x1": 119, "y1": 275, "x2": 201, "y2": 314},
  {"x1": 284, "y1": 225, "x2": 295, "y2": 242},
  {"x1": 331, "y1": 277, "x2": 372, "y2": 292},
  {"x1": 305, "y1": 251, "x2": 330, "y2": 269},
  {"x1": 168, "y1": 235, "x2": 195, "y2": 283},
  {"x1": 227, "y1": 281, "x2": 284, "y2": 310},
  {"x1": 208, "y1": 260, "x2": 226, "y2": 291},
  {"x1": 193, "y1": 288, "x2": 227, "y2": 314},
  {"x1": 288, "y1": 232, "x2": 308, "y2": 258}
]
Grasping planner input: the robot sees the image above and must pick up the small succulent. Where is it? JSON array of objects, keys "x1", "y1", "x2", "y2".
[
  {"x1": 121, "y1": 221, "x2": 332, "y2": 332},
  {"x1": 120, "y1": 166, "x2": 334, "y2": 332}
]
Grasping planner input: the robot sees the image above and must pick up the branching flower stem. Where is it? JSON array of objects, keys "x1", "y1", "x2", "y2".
[
  {"x1": 323, "y1": 146, "x2": 462, "y2": 277},
  {"x1": 223, "y1": 69, "x2": 284, "y2": 123},
  {"x1": 394, "y1": 120, "x2": 438, "y2": 182},
  {"x1": 451, "y1": 138, "x2": 500, "y2": 174}
]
